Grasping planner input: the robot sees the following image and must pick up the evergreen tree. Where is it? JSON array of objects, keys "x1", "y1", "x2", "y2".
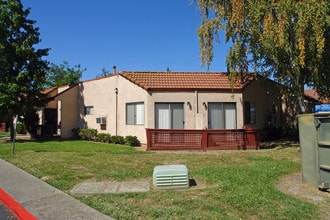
[{"x1": 0, "y1": 0, "x2": 49, "y2": 139}]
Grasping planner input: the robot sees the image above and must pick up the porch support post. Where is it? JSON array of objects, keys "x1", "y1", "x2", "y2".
[
  {"x1": 146, "y1": 129, "x2": 151, "y2": 150},
  {"x1": 201, "y1": 130, "x2": 207, "y2": 151}
]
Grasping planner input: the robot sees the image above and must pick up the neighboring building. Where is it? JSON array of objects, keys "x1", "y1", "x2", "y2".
[
  {"x1": 42, "y1": 71, "x2": 293, "y2": 143},
  {"x1": 304, "y1": 89, "x2": 330, "y2": 113},
  {"x1": 38, "y1": 85, "x2": 70, "y2": 136}
]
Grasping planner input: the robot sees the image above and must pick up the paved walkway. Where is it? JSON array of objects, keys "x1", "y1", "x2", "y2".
[
  {"x1": 0, "y1": 159, "x2": 114, "y2": 220},
  {"x1": 71, "y1": 181, "x2": 149, "y2": 195}
]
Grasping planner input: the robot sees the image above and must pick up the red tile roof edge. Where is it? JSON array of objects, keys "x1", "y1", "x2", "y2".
[
  {"x1": 119, "y1": 71, "x2": 254, "y2": 91},
  {"x1": 304, "y1": 89, "x2": 330, "y2": 104}
]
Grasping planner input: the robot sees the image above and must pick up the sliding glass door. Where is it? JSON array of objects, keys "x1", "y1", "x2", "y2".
[
  {"x1": 208, "y1": 102, "x2": 237, "y2": 129},
  {"x1": 155, "y1": 103, "x2": 184, "y2": 129}
]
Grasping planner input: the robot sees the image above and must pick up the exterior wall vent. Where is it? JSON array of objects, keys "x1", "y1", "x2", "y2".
[{"x1": 153, "y1": 164, "x2": 189, "y2": 189}]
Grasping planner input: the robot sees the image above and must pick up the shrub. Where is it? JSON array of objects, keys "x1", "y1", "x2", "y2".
[
  {"x1": 125, "y1": 135, "x2": 141, "y2": 146},
  {"x1": 16, "y1": 122, "x2": 27, "y2": 134},
  {"x1": 78, "y1": 128, "x2": 97, "y2": 141},
  {"x1": 111, "y1": 135, "x2": 125, "y2": 144},
  {"x1": 260, "y1": 124, "x2": 298, "y2": 141},
  {"x1": 22, "y1": 111, "x2": 40, "y2": 138},
  {"x1": 72, "y1": 128, "x2": 80, "y2": 139},
  {"x1": 71, "y1": 129, "x2": 140, "y2": 146},
  {"x1": 97, "y1": 133, "x2": 111, "y2": 143}
]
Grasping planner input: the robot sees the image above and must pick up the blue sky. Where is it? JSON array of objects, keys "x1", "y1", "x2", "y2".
[{"x1": 21, "y1": 0, "x2": 229, "y2": 81}]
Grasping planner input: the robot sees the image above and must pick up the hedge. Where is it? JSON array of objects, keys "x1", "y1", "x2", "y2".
[{"x1": 72, "y1": 128, "x2": 141, "y2": 146}]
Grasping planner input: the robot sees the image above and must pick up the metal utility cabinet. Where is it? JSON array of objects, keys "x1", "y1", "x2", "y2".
[{"x1": 298, "y1": 113, "x2": 330, "y2": 190}]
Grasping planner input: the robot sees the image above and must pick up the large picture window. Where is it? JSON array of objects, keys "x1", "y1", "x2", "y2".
[
  {"x1": 155, "y1": 103, "x2": 184, "y2": 129},
  {"x1": 208, "y1": 102, "x2": 237, "y2": 129},
  {"x1": 126, "y1": 102, "x2": 144, "y2": 125}
]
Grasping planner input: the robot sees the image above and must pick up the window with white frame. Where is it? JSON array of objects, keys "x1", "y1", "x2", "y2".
[
  {"x1": 84, "y1": 106, "x2": 94, "y2": 115},
  {"x1": 155, "y1": 103, "x2": 184, "y2": 129},
  {"x1": 208, "y1": 102, "x2": 237, "y2": 129},
  {"x1": 126, "y1": 102, "x2": 144, "y2": 125}
]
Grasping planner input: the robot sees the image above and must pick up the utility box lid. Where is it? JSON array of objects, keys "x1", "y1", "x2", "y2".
[{"x1": 153, "y1": 164, "x2": 189, "y2": 189}]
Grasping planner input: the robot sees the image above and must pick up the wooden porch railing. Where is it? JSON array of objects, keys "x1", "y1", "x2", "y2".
[
  {"x1": 146, "y1": 128, "x2": 260, "y2": 151},
  {"x1": 0, "y1": 123, "x2": 6, "y2": 132}
]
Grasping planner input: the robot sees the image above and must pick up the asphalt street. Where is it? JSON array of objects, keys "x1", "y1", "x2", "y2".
[{"x1": 0, "y1": 201, "x2": 18, "y2": 220}]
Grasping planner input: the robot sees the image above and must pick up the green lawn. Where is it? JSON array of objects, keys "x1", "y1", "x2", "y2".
[
  {"x1": 0, "y1": 131, "x2": 9, "y2": 136},
  {"x1": 0, "y1": 140, "x2": 320, "y2": 219}
]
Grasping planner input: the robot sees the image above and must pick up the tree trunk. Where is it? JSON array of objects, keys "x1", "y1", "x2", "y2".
[
  {"x1": 297, "y1": 94, "x2": 306, "y2": 114},
  {"x1": 9, "y1": 119, "x2": 14, "y2": 142}
]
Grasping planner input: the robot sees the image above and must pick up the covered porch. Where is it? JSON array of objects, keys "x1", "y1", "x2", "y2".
[{"x1": 146, "y1": 128, "x2": 260, "y2": 151}]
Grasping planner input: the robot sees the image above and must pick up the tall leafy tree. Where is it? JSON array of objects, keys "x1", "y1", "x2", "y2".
[
  {"x1": 96, "y1": 67, "x2": 112, "y2": 78},
  {"x1": 0, "y1": 0, "x2": 49, "y2": 139},
  {"x1": 45, "y1": 61, "x2": 86, "y2": 87},
  {"x1": 197, "y1": 0, "x2": 330, "y2": 113}
]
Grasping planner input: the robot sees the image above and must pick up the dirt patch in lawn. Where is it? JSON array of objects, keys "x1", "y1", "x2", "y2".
[{"x1": 276, "y1": 172, "x2": 330, "y2": 220}]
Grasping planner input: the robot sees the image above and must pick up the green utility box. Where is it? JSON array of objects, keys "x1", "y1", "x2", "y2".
[
  {"x1": 153, "y1": 164, "x2": 189, "y2": 189},
  {"x1": 298, "y1": 113, "x2": 330, "y2": 190}
]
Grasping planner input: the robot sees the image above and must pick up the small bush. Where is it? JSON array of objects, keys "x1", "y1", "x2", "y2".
[
  {"x1": 125, "y1": 135, "x2": 141, "y2": 146},
  {"x1": 71, "y1": 128, "x2": 141, "y2": 146},
  {"x1": 72, "y1": 128, "x2": 80, "y2": 139},
  {"x1": 97, "y1": 133, "x2": 111, "y2": 143},
  {"x1": 111, "y1": 135, "x2": 125, "y2": 144},
  {"x1": 16, "y1": 122, "x2": 27, "y2": 134},
  {"x1": 260, "y1": 124, "x2": 298, "y2": 141},
  {"x1": 78, "y1": 128, "x2": 97, "y2": 141}
]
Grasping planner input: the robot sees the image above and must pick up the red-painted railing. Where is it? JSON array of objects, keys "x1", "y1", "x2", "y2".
[
  {"x1": 146, "y1": 128, "x2": 260, "y2": 151},
  {"x1": 0, "y1": 123, "x2": 6, "y2": 132}
]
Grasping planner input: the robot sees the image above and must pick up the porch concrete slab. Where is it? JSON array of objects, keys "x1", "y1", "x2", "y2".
[
  {"x1": 71, "y1": 181, "x2": 149, "y2": 195},
  {"x1": 117, "y1": 182, "x2": 150, "y2": 193},
  {"x1": 71, "y1": 182, "x2": 117, "y2": 195},
  {"x1": 104, "y1": 182, "x2": 120, "y2": 193}
]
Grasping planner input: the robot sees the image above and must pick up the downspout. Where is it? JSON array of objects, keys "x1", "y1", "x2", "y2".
[
  {"x1": 114, "y1": 66, "x2": 118, "y2": 135},
  {"x1": 115, "y1": 87, "x2": 118, "y2": 135},
  {"x1": 195, "y1": 90, "x2": 199, "y2": 113}
]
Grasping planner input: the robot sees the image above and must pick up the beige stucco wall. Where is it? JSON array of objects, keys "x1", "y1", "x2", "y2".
[
  {"x1": 55, "y1": 86, "x2": 80, "y2": 138},
  {"x1": 55, "y1": 74, "x2": 286, "y2": 144},
  {"x1": 116, "y1": 76, "x2": 149, "y2": 142},
  {"x1": 242, "y1": 78, "x2": 282, "y2": 129},
  {"x1": 77, "y1": 76, "x2": 245, "y2": 144},
  {"x1": 78, "y1": 75, "x2": 149, "y2": 143},
  {"x1": 146, "y1": 90, "x2": 244, "y2": 130}
]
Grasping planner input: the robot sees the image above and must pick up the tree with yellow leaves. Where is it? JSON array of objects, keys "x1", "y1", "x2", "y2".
[{"x1": 197, "y1": 0, "x2": 329, "y2": 113}]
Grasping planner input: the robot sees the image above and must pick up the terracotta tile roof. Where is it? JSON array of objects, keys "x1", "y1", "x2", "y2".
[
  {"x1": 119, "y1": 71, "x2": 253, "y2": 90},
  {"x1": 304, "y1": 89, "x2": 330, "y2": 104},
  {"x1": 41, "y1": 87, "x2": 57, "y2": 94},
  {"x1": 41, "y1": 85, "x2": 71, "y2": 96}
]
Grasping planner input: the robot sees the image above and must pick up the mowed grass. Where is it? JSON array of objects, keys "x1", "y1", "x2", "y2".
[
  {"x1": 0, "y1": 140, "x2": 319, "y2": 219},
  {"x1": 0, "y1": 131, "x2": 9, "y2": 136}
]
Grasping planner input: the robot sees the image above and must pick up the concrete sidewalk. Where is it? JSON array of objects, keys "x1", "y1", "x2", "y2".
[{"x1": 0, "y1": 159, "x2": 114, "y2": 220}]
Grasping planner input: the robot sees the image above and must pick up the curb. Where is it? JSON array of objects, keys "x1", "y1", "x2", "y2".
[{"x1": 0, "y1": 188, "x2": 36, "y2": 220}]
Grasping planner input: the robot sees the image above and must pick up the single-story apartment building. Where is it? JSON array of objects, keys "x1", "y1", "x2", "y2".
[
  {"x1": 40, "y1": 71, "x2": 295, "y2": 144},
  {"x1": 304, "y1": 89, "x2": 330, "y2": 113}
]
